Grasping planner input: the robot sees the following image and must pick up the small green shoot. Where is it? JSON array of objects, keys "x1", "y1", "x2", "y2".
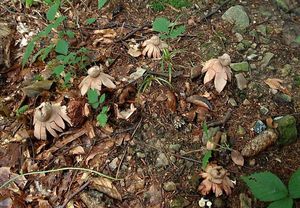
[
  {"x1": 138, "y1": 74, "x2": 172, "y2": 93},
  {"x1": 242, "y1": 168, "x2": 300, "y2": 208},
  {"x1": 86, "y1": 18, "x2": 97, "y2": 25},
  {"x1": 16, "y1": 105, "x2": 29, "y2": 117},
  {"x1": 294, "y1": 35, "x2": 300, "y2": 44},
  {"x1": 98, "y1": 0, "x2": 108, "y2": 9},
  {"x1": 201, "y1": 150, "x2": 212, "y2": 170},
  {"x1": 149, "y1": 0, "x2": 191, "y2": 12},
  {"x1": 97, "y1": 106, "x2": 108, "y2": 127},
  {"x1": 152, "y1": 17, "x2": 185, "y2": 39}
]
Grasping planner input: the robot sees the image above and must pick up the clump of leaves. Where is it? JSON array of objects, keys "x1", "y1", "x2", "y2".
[
  {"x1": 87, "y1": 89, "x2": 108, "y2": 127},
  {"x1": 152, "y1": 17, "x2": 185, "y2": 39},
  {"x1": 242, "y1": 168, "x2": 300, "y2": 208}
]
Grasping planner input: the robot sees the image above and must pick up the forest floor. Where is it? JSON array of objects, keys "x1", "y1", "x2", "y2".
[{"x1": 0, "y1": 0, "x2": 300, "y2": 207}]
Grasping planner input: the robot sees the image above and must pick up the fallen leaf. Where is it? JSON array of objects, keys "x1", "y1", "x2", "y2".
[
  {"x1": 90, "y1": 177, "x2": 122, "y2": 200},
  {"x1": 22, "y1": 80, "x2": 53, "y2": 97},
  {"x1": 69, "y1": 146, "x2": 85, "y2": 155},
  {"x1": 118, "y1": 85, "x2": 136, "y2": 104},
  {"x1": 115, "y1": 103, "x2": 136, "y2": 120},
  {"x1": 230, "y1": 150, "x2": 244, "y2": 166},
  {"x1": 165, "y1": 89, "x2": 176, "y2": 112},
  {"x1": 266, "y1": 117, "x2": 278, "y2": 129},
  {"x1": 186, "y1": 95, "x2": 212, "y2": 110},
  {"x1": 264, "y1": 78, "x2": 290, "y2": 94},
  {"x1": 93, "y1": 29, "x2": 116, "y2": 45},
  {"x1": 85, "y1": 140, "x2": 115, "y2": 167}
]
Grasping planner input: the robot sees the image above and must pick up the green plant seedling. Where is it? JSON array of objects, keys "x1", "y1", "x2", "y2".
[
  {"x1": 16, "y1": 105, "x2": 29, "y2": 117},
  {"x1": 97, "y1": 106, "x2": 108, "y2": 127},
  {"x1": 152, "y1": 17, "x2": 185, "y2": 39},
  {"x1": 149, "y1": 0, "x2": 191, "y2": 12},
  {"x1": 138, "y1": 74, "x2": 172, "y2": 93},
  {"x1": 242, "y1": 168, "x2": 300, "y2": 208},
  {"x1": 98, "y1": 0, "x2": 108, "y2": 9}
]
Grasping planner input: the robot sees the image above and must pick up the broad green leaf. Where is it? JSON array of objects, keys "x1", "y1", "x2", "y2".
[
  {"x1": 25, "y1": 0, "x2": 33, "y2": 8},
  {"x1": 46, "y1": 2, "x2": 60, "y2": 21},
  {"x1": 65, "y1": 30, "x2": 75, "y2": 38},
  {"x1": 241, "y1": 172, "x2": 288, "y2": 202},
  {"x1": 55, "y1": 39, "x2": 69, "y2": 55},
  {"x1": 86, "y1": 18, "x2": 97, "y2": 25},
  {"x1": 22, "y1": 40, "x2": 35, "y2": 67},
  {"x1": 98, "y1": 0, "x2": 108, "y2": 9},
  {"x1": 152, "y1": 17, "x2": 170, "y2": 33},
  {"x1": 87, "y1": 89, "x2": 99, "y2": 109},
  {"x1": 169, "y1": 25, "x2": 185, "y2": 38},
  {"x1": 101, "y1": 105, "x2": 108, "y2": 113},
  {"x1": 267, "y1": 197, "x2": 293, "y2": 208},
  {"x1": 16, "y1": 105, "x2": 29, "y2": 116},
  {"x1": 97, "y1": 112, "x2": 108, "y2": 127},
  {"x1": 288, "y1": 168, "x2": 300, "y2": 199},
  {"x1": 202, "y1": 150, "x2": 212, "y2": 169},
  {"x1": 41, "y1": 44, "x2": 54, "y2": 61},
  {"x1": 294, "y1": 36, "x2": 300, "y2": 44},
  {"x1": 52, "y1": 16, "x2": 66, "y2": 28},
  {"x1": 160, "y1": 34, "x2": 169, "y2": 39},
  {"x1": 99, "y1": 94, "x2": 106, "y2": 103},
  {"x1": 52, "y1": 65, "x2": 65, "y2": 76},
  {"x1": 63, "y1": 72, "x2": 72, "y2": 87}
]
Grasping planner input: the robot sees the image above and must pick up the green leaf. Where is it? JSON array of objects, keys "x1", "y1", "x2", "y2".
[
  {"x1": 16, "y1": 105, "x2": 29, "y2": 116},
  {"x1": 63, "y1": 72, "x2": 72, "y2": 87},
  {"x1": 46, "y1": 2, "x2": 60, "y2": 21},
  {"x1": 202, "y1": 150, "x2": 212, "y2": 169},
  {"x1": 98, "y1": 0, "x2": 108, "y2": 9},
  {"x1": 52, "y1": 65, "x2": 65, "y2": 76},
  {"x1": 97, "y1": 112, "x2": 108, "y2": 127},
  {"x1": 152, "y1": 17, "x2": 170, "y2": 33},
  {"x1": 65, "y1": 30, "x2": 75, "y2": 38},
  {"x1": 86, "y1": 18, "x2": 97, "y2": 25},
  {"x1": 41, "y1": 44, "x2": 54, "y2": 61},
  {"x1": 288, "y1": 168, "x2": 300, "y2": 199},
  {"x1": 294, "y1": 36, "x2": 300, "y2": 44},
  {"x1": 267, "y1": 197, "x2": 293, "y2": 208},
  {"x1": 101, "y1": 105, "x2": 108, "y2": 113},
  {"x1": 25, "y1": 0, "x2": 33, "y2": 8},
  {"x1": 99, "y1": 94, "x2": 106, "y2": 103},
  {"x1": 87, "y1": 89, "x2": 100, "y2": 109},
  {"x1": 241, "y1": 172, "x2": 288, "y2": 202},
  {"x1": 169, "y1": 25, "x2": 185, "y2": 38},
  {"x1": 55, "y1": 39, "x2": 69, "y2": 55},
  {"x1": 22, "y1": 40, "x2": 35, "y2": 67}
]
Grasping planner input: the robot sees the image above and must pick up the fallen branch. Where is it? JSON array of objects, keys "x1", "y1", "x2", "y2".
[{"x1": 207, "y1": 108, "x2": 233, "y2": 127}]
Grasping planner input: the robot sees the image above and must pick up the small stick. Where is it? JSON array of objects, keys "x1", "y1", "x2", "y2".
[
  {"x1": 115, "y1": 23, "x2": 151, "y2": 42},
  {"x1": 58, "y1": 181, "x2": 90, "y2": 208},
  {"x1": 207, "y1": 108, "x2": 233, "y2": 127},
  {"x1": 199, "y1": 0, "x2": 230, "y2": 21}
]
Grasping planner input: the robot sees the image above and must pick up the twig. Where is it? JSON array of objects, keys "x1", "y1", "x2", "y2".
[
  {"x1": 207, "y1": 108, "x2": 233, "y2": 127},
  {"x1": 199, "y1": 0, "x2": 230, "y2": 21},
  {"x1": 146, "y1": 70, "x2": 184, "y2": 78},
  {"x1": 115, "y1": 23, "x2": 151, "y2": 43},
  {"x1": 58, "y1": 181, "x2": 90, "y2": 208},
  {"x1": 0, "y1": 167, "x2": 119, "y2": 189}
]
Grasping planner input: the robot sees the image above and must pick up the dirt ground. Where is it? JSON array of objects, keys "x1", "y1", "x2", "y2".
[{"x1": 0, "y1": 0, "x2": 300, "y2": 207}]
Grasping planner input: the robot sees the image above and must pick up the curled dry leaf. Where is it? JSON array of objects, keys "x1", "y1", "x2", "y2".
[
  {"x1": 198, "y1": 163, "x2": 234, "y2": 197},
  {"x1": 118, "y1": 85, "x2": 136, "y2": 104},
  {"x1": 230, "y1": 150, "x2": 244, "y2": 166},
  {"x1": 264, "y1": 78, "x2": 290, "y2": 94},
  {"x1": 33, "y1": 102, "x2": 72, "y2": 140},
  {"x1": 115, "y1": 103, "x2": 136, "y2": 120},
  {"x1": 202, "y1": 53, "x2": 232, "y2": 93},
  {"x1": 165, "y1": 89, "x2": 177, "y2": 112},
  {"x1": 241, "y1": 129, "x2": 278, "y2": 157},
  {"x1": 67, "y1": 99, "x2": 86, "y2": 127},
  {"x1": 90, "y1": 177, "x2": 122, "y2": 200},
  {"x1": 127, "y1": 41, "x2": 142, "y2": 57},
  {"x1": 79, "y1": 65, "x2": 116, "y2": 95},
  {"x1": 142, "y1": 35, "x2": 169, "y2": 59},
  {"x1": 186, "y1": 95, "x2": 212, "y2": 110}
]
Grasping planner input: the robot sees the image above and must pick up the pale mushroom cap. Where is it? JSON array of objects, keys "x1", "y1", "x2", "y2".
[
  {"x1": 218, "y1": 53, "x2": 231, "y2": 66},
  {"x1": 34, "y1": 102, "x2": 53, "y2": 122},
  {"x1": 88, "y1": 66, "x2": 101, "y2": 78}
]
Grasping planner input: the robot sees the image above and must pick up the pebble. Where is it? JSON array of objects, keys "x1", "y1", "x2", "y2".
[
  {"x1": 260, "y1": 52, "x2": 274, "y2": 68},
  {"x1": 235, "y1": 73, "x2": 248, "y2": 90},
  {"x1": 237, "y1": 125, "x2": 246, "y2": 136},
  {"x1": 163, "y1": 181, "x2": 177, "y2": 192},
  {"x1": 156, "y1": 153, "x2": 169, "y2": 167},
  {"x1": 235, "y1": 33, "x2": 243, "y2": 42},
  {"x1": 169, "y1": 144, "x2": 181, "y2": 153},
  {"x1": 259, "y1": 106, "x2": 269, "y2": 115},
  {"x1": 248, "y1": 159, "x2": 256, "y2": 166},
  {"x1": 109, "y1": 157, "x2": 119, "y2": 171},
  {"x1": 253, "y1": 120, "x2": 267, "y2": 134},
  {"x1": 228, "y1": 98, "x2": 238, "y2": 107},
  {"x1": 242, "y1": 99, "x2": 251, "y2": 105},
  {"x1": 136, "y1": 152, "x2": 145, "y2": 158}
]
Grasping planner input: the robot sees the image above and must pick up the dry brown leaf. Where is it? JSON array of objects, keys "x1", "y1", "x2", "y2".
[
  {"x1": 93, "y1": 29, "x2": 116, "y2": 45},
  {"x1": 202, "y1": 53, "x2": 232, "y2": 93},
  {"x1": 118, "y1": 85, "x2": 136, "y2": 104},
  {"x1": 266, "y1": 117, "x2": 278, "y2": 129},
  {"x1": 79, "y1": 65, "x2": 116, "y2": 95},
  {"x1": 69, "y1": 146, "x2": 85, "y2": 155},
  {"x1": 230, "y1": 150, "x2": 244, "y2": 166},
  {"x1": 90, "y1": 177, "x2": 122, "y2": 200},
  {"x1": 85, "y1": 140, "x2": 115, "y2": 167},
  {"x1": 33, "y1": 102, "x2": 72, "y2": 140},
  {"x1": 264, "y1": 78, "x2": 290, "y2": 94},
  {"x1": 115, "y1": 103, "x2": 136, "y2": 120},
  {"x1": 165, "y1": 89, "x2": 177, "y2": 112},
  {"x1": 142, "y1": 35, "x2": 169, "y2": 59},
  {"x1": 198, "y1": 163, "x2": 234, "y2": 197},
  {"x1": 186, "y1": 95, "x2": 212, "y2": 110}
]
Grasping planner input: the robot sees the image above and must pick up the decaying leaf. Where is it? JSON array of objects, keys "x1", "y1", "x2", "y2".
[
  {"x1": 266, "y1": 117, "x2": 278, "y2": 129},
  {"x1": 264, "y1": 78, "x2": 290, "y2": 94},
  {"x1": 165, "y1": 89, "x2": 177, "y2": 112},
  {"x1": 125, "y1": 67, "x2": 146, "y2": 83},
  {"x1": 142, "y1": 35, "x2": 169, "y2": 59},
  {"x1": 186, "y1": 95, "x2": 212, "y2": 110},
  {"x1": 79, "y1": 65, "x2": 116, "y2": 95},
  {"x1": 85, "y1": 140, "x2": 115, "y2": 167},
  {"x1": 230, "y1": 150, "x2": 244, "y2": 166},
  {"x1": 22, "y1": 80, "x2": 53, "y2": 97},
  {"x1": 198, "y1": 163, "x2": 234, "y2": 197},
  {"x1": 93, "y1": 29, "x2": 117, "y2": 45},
  {"x1": 33, "y1": 102, "x2": 72, "y2": 140},
  {"x1": 127, "y1": 41, "x2": 142, "y2": 57},
  {"x1": 202, "y1": 53, "x2": 232, "y2": 93},
  {"x1": 67, "y1": 99, "x2": 86, "y2": 127},
  {"x1": 241, "y1": 129, "x2": 278, "y2": 157},
  {"x1": 118, "y1": 85, "x2": 136, "y2": 104},
  {"x1": 69, "y1": 146, "x2": 85, "y2": 155},
  {"x1": 115, "y1": 103, "x2": 136, "y2": 120},
  {"x1": 90, "y1": 177, "x2": 122, "y2": 200},
  {"x1": 206, "y1": 131, "x2": 222, "y2": 150}
]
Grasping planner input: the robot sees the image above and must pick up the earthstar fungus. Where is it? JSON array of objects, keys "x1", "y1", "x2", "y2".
[{"x1": 142, "y1": 35, "x2": 169, "y2": 59}]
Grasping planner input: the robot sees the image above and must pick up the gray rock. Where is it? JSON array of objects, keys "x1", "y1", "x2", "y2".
[
  {"x1": 236, "y1": 43, "x2": 246, "y2": 51},
  {"x1": 136, "y1": 152, "x2": 146, "y2": 158},
  {"x1": 253, "y1": 120, "x2": 267, "y2": 134},
  {"x1": 109, "y1": 157, "x2": 119, "y2": 171},
  {"x1": 243, "y1": 99, "x2": 251, "y2": 105},
  {"x1": 228, "y1": 98, "x2": 238, "y2": 107},
  {"x1": 222, "y1": 5, "x2": 250, "y2": 32},
  {"x1": 235, "y1": 73, "x2": 248, "y2": 90},
  {"x1": 259, "y1": 106, "x2": 269, "y2": 115},
  {"x1": 260, "y1": 52, "x2": 274, "y2": 69},
  {"x1": 279, "y1": 64, "x2": 292, "y2": 77},
  {"x1": 274, "y1": 115, "x2": 298, "y2": 145},
  {"x1": 156, "y1": 153, "x2": 169, "y2": 167},
  {"x1": 230, "y1": 62, "x2": 249, "y2": 72},
  {"x1": 163, "y1": 181, "x2": 177, "y2": 192},
  {"x1": 256, "y1": 25, "x2": 267, "y2": 36},
  {"x1": 169, "y1": 144, "x2": 181, "y2": 153},
  {"x1": 235, "y1": 33, "x2": 243, "y2": 42}
]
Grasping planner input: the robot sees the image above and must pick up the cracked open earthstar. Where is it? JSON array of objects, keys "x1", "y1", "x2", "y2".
[
  {"x1": 33, "y1": 102, "x2": 72, "y2": 140},
  {"x1": 79, "y1": 65, "x2": 116, "y2": 96},
  {"x1": 142, "y1": 35, "x2": 169, "y2": 59},
  {"x1": 198, "y1": 163, "x2": 234, "y2": 197}
]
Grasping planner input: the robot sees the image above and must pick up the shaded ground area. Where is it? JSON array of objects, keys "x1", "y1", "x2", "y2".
[{"x1": 0, "y1": 0, "x2": 300, "y2": 207}]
